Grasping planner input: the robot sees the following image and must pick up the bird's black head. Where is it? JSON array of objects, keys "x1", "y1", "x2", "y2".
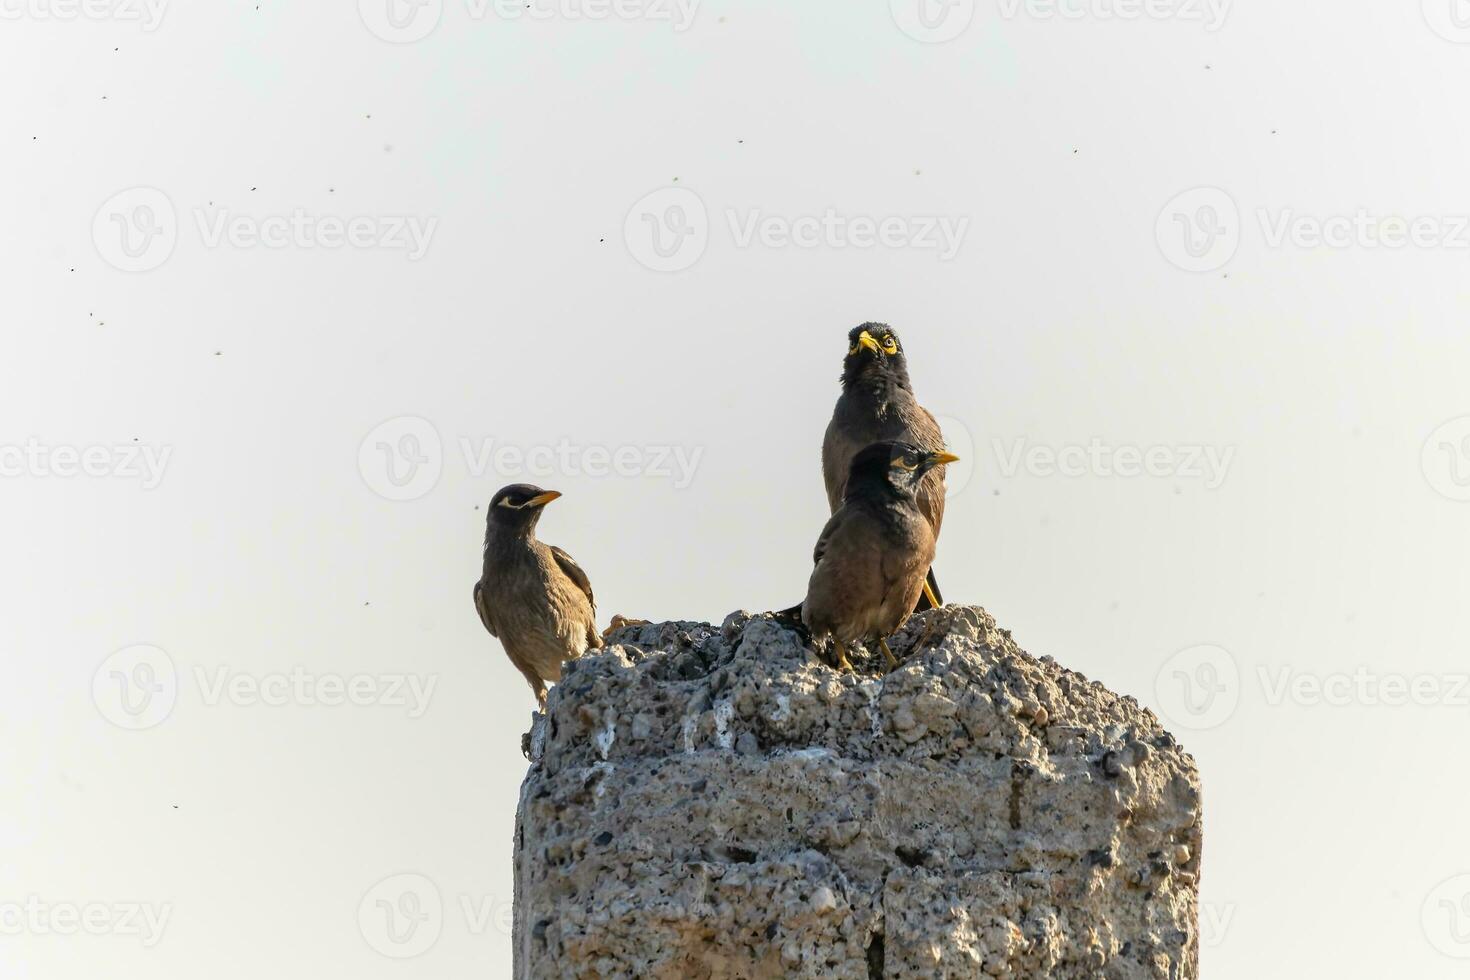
[
  {"x1": 486, "y1": 483, "x2": 562, "y2": 535},
  {"x1": 840, "y1": 322, "x2": 912, "y2": 391},
  {"x1": 845, "y1": 441, "x2": 960, "y2": 501}
]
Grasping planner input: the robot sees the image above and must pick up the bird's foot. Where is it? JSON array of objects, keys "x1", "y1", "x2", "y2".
[
  {"x1": 602, "y1": 614, "x2": 650, "y2": 640},
  {"x1": 833, "y1": 638, "x2": 854, "y2": 672},
  {"x1": 879, "y1": 637, "x2": 900, "y2": 671}
]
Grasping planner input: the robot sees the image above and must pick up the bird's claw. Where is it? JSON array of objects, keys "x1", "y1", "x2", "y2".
[{"x1": 602, "y1": 614, "x2": 650, "y2": 640}]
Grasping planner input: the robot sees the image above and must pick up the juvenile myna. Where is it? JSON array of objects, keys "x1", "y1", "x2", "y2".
[
  {"x1": 822, "y1": 323, "x2": 950, "y2": 611},
  {"x1": 473, "y1": 484, "x2": 602, "y2": 710},
  {"x1": 803, "y1": 442, "x2": 960, "y2": 671}
]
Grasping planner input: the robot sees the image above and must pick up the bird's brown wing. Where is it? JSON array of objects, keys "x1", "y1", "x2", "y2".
[
  {"x1": 549, "y1": 546, "x2": 595, "y2": 615},
  {"x1": 821, "y1": 415, "x2": 863, "y2": 515},
  {"x1": 812, "y1": 508, "x2": 849, "y2": 567},
  {"x1": 472, "y1": 581, "x2": 497, "y2": 637},
  {"x1": 910, "y1": 404, "x2": 948, "y2": 535}
]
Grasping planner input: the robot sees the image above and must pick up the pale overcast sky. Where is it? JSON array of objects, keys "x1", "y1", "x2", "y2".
[{"x1": 5, "y1": 1, "x2": 1470, "y2": 976}]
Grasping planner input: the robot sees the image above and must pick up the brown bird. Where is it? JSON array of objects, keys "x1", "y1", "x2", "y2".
[
  {"x1": 473, "y1": 484, "x2": 602, "y2": 710},
  {"x1": 822, "y1": 323, "x2": 950, "y2": 611},
  {"x1": 803, "y1": 442, "x2": 959, "y2": 671}
]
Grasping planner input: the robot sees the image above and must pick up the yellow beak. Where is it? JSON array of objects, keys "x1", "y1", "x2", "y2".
[
  {"x1": 856, "y1": 330, "x2": 882, "y2": 354},
  {"x1": 932, "y1": 452, "x2": 960, "y2": 466},
  {"x1": 526, "y1": 490, "x2": 562, "y2": 507}
]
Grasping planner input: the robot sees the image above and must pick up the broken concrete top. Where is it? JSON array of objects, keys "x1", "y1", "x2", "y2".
[{"x1": 515, "y1": 605, "x2": 1201, "y2": 979}]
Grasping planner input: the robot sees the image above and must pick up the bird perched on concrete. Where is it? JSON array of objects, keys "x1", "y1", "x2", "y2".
[
  {"x1": 822, "y1": 323, "x2": 950, "y2": 611},
  {"x1": 803, "y1": 442, "x2": 959, "y2": 671},
  {"x1": 473, "y1": 484, "x2": 602, "y2": 710}
]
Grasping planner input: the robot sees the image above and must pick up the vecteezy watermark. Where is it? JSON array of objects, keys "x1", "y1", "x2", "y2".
[
  {"x1": 93, "y1": 187, "x2": 178, "y2": 273},
  {"x1": 0, "y1": 439, "x2": 172, "y2": 489},
  {"x1": 359, "y1": 874, "x2": 443, "y2": 959},
  {"x1": 192, "y1": 666, "x2": 437, "y2": 718},
  {"x1": 357, "y1": 0, "x2": 698, "y2": 42},
  {"x1": 93, "y1": 645, "x2": 179, "y2": 730},
  {"x1": 890, "y1": 0, "x2": 976, "y2": 43},
  {"x1": 0, "y1": 898, "x2": 172, "y2": 947},
  {"x1": 1159, "y1": 189, "x2": 1470, "y2": 272},
  {"x1": 458, "y1": 438, "x2": 703, "y2": 489},
  {"x1": 1153, "y1": 644, "x2": 1240, "y2": 731},
  {"x1": 623, "y1": 186, "x2": 971, "y2": 272},
  {"x1": 1424, "y1": 875, "x2": 1470, "y2": 958},
  {"x1": 1423, "y1": 0, "x2": 1470, "y2": 43},
  {"x1": 726, "y1": 210, "x2": 970, "y2": 261},
  {"x1": 1422, "y1": 417, "x2": 1470, "y2": 502},
  {"x1": 990, "y1": 437, "x2": 1235, "y2": 489},
  {"x1": 1156, "y1": 187, "x2": 1241, "y2": 273},
  {"x1": 996, "y1": 0, "x2": 1230, "y2": 29},
  {"x1": 623, "y1": 187, "x2": 709, "y2": 272},
  {"x1": 1257, "y1": 209, "x2": 1470, "y2": 251},
  {"x1": 358, "y1": 0, "x2": 443, "y2": 42},
  {"x1": 93, "y1": 187, "x2": 437, "y2": 272},
  {"x1": 0, "y1": 0, "x2": 168, "y2": 29},
  {"x1": 92, "y1": 645, "x2": 437, "y2": 729},
  {"x1": 358, "y1": 417, "x2": 444, "y2": 503},
  {"x1": 358, "y1": 873, "x2": 518, "y2": 958},
  {"x1": 1257, "y1": 667, "x2": 1470, "y2": 709},
  {"x1": 357, "y1": 416, "x2": 705, "y2": 502},
  {"x1": 1200, "y1": 902, "x2": 1237, "y2": 948}
]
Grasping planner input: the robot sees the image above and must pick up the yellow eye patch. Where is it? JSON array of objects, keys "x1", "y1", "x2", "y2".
[
  {"x1": 890, "y1": 454, "x2": 919, "y2": 471},
  {"x1": 881, "y1": 336, "x2": 898, "y2": 354}
]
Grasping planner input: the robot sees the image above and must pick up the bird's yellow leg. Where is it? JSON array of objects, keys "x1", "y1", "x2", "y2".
[
  {"x1": 922, "y1": 579, "x2": 941, "y2": 610},
  {"x1": 833, "y1": 638, "x2": 854, "y2": 672},
  {"x1": 879, "y1": 637, "x2": 899, "y2": 671}
]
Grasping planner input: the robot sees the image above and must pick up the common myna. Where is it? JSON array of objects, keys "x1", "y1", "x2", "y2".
[
  {"x1": 802, "y1": 442, "x2": 960, "y2": 671},
  {"x1": 473, "y1": 484, "x2": 602, "y2": 710},
  {"x1": 822, "y1": 323, "x2": 950, "y2": 611}
]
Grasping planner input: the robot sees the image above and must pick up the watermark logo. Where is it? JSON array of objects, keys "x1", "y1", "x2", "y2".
[
  {"x1": 93, "y1": 188, "x2": 437, "y2": 270},
  {"x1": 359, "y1": 874, "x2": 443, "y2": 958},
  {"x1": 1422, "y1": 417, "x2": 1470, "y2": 502},
  {"x1": 625, "y1": 187, "x2": 709, "y2": 272},
  {"x1": 890, "y1": 0, "x2": 975, "y2": 42},
  {"x1": 359, "y1": 417, "x2": 444, "y2": 502},
  {"x1": 93, "y1": 645, "x2": 178, "y2": 731},
  {"x1": 1424, "y1": 875, "x2": 1470, "y2": 958},
  {"x1": 93, "y1": 187, "x2": 177, "y2": 273},
  {"x1": 359, "y1": 0, "x2": 443, "y2": 41},
  {"x1": 1156, "y1": 187, "x2": 1240, "y2": 273},
  {"x1": 1154, "y1": 644, "x2": 1239, "y2": 730},
  {"x1": 1424, "y1": 0, "x2": 1470, "y2": 43},
  {"x1": 932, "y1": 414, "x2": 977, "y2": 498},
  {"x1": 0, "y1": 0, "x2": 168, "y2": 29},
  {"x1": 623, "y1": 187, "x2": 971, "y2": 271}
]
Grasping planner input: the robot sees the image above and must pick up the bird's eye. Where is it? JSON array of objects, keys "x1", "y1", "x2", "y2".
[
  {"x1": 882, "y1": 336, "x2": 899, "y2": 354},
  {"x1": 892, "y1": 453, "x2": 918, "y2": 471}
]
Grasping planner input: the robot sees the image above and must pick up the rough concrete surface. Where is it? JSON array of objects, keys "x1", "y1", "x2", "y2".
[{"x1": 514, "y1": 606, "x2": 1201, "y2": 979}]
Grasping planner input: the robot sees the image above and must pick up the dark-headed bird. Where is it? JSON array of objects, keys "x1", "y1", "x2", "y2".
[
  {"x1": 803, "y1": 442, "x2": 959, "y2": 671},
  {"x1": 473, "y1": 484, "x2": 602, "y2": 710},
  {"x1": 822, "y1": 323, "x2": 950, "y2": 611}
]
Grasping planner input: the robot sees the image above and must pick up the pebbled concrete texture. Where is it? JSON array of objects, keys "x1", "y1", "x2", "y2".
[{"x1": 513, "y1": 606, "x2": 1201, "y2": 979}]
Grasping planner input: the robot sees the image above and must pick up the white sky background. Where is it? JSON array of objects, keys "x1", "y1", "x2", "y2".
[{"x1": 5, "y1": 0, "x2": 1470, "y2": 976}]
